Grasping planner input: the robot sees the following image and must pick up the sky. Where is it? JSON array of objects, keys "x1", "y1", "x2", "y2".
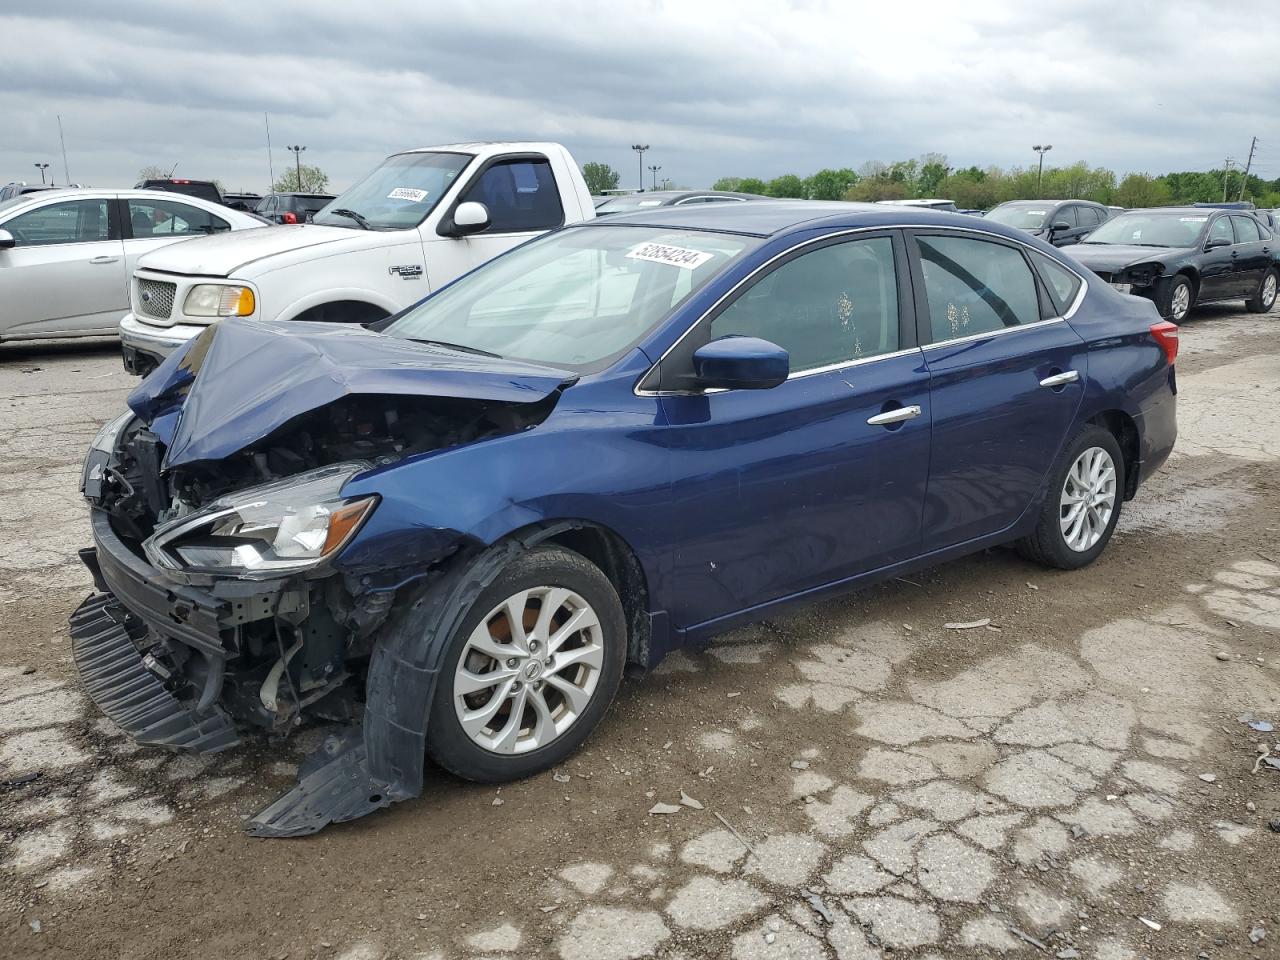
[{"x1": 2, "y1": 0, "x2": 1278, "y2": 195}]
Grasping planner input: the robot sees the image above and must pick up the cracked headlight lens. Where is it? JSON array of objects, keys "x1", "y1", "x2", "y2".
[
  {"x1": 82, "y1": 410, "x2": 135, "y2": 497},
  {"x1": 184, "y1": 284, "x2": 256, "y2": 318},
  {"x1": 144, "y1": 463, "x2": 377, "y2": 578}
]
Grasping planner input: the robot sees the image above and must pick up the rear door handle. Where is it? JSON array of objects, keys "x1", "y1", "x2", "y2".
[
  {"x1": 89, "y1": 256, "x2": 120, "y2": 264},
  {"x1": 1039, "y1": 370, "x2": 1080, "y2": 388},
  {"x1": 867, "y1": 405, "x2": 922, "y2": 426}
]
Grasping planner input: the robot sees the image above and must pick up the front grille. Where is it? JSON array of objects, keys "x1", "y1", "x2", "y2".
[{"x1": 137, "y1": 278, "x2": 176, "y2": 320}]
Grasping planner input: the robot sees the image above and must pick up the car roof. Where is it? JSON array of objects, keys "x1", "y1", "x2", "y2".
[
  {"x1": 581, "y1": 199, "x2": 1040, "y2": 241},
  {"x1": 1114, "y1": 206, "x2": 1226, "y2": 216},
  {"x1": 0, "y1": 187, "x2": 250, "y2": 213}
]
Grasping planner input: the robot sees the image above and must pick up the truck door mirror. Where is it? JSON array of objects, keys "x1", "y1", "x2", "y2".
[{"x1": 449, "y1": 202, "x2": 490, "y2": 237}]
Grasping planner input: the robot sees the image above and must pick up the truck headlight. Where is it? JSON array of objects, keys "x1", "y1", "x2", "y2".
[
  {"x1": 144, "y1": 463, "x2": 377, "y2": 578},
  {"x1": 184, "y1": 284, "x2": 256, "y2": 318}
]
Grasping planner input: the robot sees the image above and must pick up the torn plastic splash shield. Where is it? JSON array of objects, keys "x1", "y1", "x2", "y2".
[
  {"x1": 127, "y1": 317, "x2": 574, "y2": 470},
  {"x1": 245, "y1": 526, "x2": 568, "y2": 837}
]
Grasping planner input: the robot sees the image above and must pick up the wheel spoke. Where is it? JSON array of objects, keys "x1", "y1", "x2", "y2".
[
  {"x1": 464, "y1": 621, "x2": 515, "y2": 664},
  {"x1": 489, "y1": 686, "x2": 528, "y2": 754},
  {"x1": 533, "y1": 587, "x2": 571, "y2": 643},
  {"x1": 545, "y1": 673, "x2": 592, "y2": 717},
  {"x1": 526, "y1": 686, "x2": 557, "y2": 748},
  {"x1": 459, "y1": 677, "x2": 515, "y2": 737},
  {"x1": 549, "y1": 642, "x2": 603, "y2": 675},
  {"x1": 455, "y1": 664, "x2": 517, "y2": 696},
  {"x1": 503, "y1": 590, "x2": 531, "y2": 654},
  {"x1": 547, "y1": 605, "x2": 600, "y2": 654}
]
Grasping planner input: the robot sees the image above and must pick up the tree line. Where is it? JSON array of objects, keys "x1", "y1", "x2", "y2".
[{"x1": 581, "y1": 156, "x2": 1280, "y2": 209}]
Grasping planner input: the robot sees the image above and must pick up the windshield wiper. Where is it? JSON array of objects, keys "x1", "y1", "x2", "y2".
[
  {"x1": 408, "y1": 338, "x2": 502, "y2": 359},
  {"x1": 328, "y1": 208, "x2": 371, "y2": 230}
]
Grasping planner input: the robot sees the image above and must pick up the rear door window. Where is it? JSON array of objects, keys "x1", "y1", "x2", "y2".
[
  {"x1": 128, "y1": 199, "x2": 229, "y2": 236},
  {"x1": 460, "y1": 158, "x2": 564, "y2": 233},
  {"x1": 1232, "y1": 215, "x2": 1262, "y2": 243},
  {"x1": 915, "y1": 234, "x2": 1041, "y2": 341}
]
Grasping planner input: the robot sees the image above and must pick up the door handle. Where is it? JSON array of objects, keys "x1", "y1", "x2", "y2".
[
  {"x1": 867, "y1": 405, "x2": 922, "y2": 426},
  {"x1": 1039, "y1": 370, "x2": 1080, "y2": 388},
  {"x1": 89, "y1": 256, "x2": 120, "y2": 264}
]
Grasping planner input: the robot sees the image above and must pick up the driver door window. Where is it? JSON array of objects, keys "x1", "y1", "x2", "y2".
[
  {"x1": 5, "y1": 199, "x2": 114, "y2": 246},
  {"x1": 1208, "y1": 217, "x2": 1233, "y2": 245},
  {"x1": 711, "y1": 237, "x2": 901, "y2": 372},
  {"x1": 460, "y1": 158, "x2": 564, "y2": 233}
]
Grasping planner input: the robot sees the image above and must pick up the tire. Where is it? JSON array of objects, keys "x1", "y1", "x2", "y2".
[
  {"x1": 425, "y1": 544, "x2": 626, "y2": 782},
  {"x1": 1016, "y1": 424, "x2": 1126, "y2": 570},
  {"x1": 1157, "y1": 274, "x2": 1194, "y2": 322},
  {"x1": 1245, "y1": 267, "x2": 1278, "y2": 313}
]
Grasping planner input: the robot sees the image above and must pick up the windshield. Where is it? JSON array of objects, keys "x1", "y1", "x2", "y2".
[
  {"x1": 985, "y1": 205, "x2": 1050, "y2": 229},
  {"x1": 386, "y1": 225, "x2": 757, "y2": 371},
  {"x1": 1083, "y1": 213, "x2": 1207, "y2": 247},
  {"x1": 312, "y1": 152, "x2": 471, "y2": 230}
]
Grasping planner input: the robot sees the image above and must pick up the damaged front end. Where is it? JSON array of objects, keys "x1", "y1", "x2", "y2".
[{"x1": 72, "y1": 319, "x2": 571, "y2": 836}]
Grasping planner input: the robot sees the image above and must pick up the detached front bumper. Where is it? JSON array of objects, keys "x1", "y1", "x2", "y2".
[{"x1": 119, "y1": 313, "x2": 210, "y2": 374}]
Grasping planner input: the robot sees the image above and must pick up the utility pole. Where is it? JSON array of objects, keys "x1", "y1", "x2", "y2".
[
  {"x1": 33, "y1": 162, "x2": 49, "y2": 184},
  {"x1": 287, "y1": 145, "x2": 306, "y2": 191},
  {"x1": 265, "y1": 113, "x2": 275, "y2": 191},
  {"x1": 1032, "y1": 144, "x2": 1053, "y2": 198},
  {"x1": 1222, "y1": 159, "x2": 1235, "y2": 202},
  {"x1": 631, "y1": 144, "x2": 649, "y2": 192},
  {"x1": 1238, "y1": 137, "x2": 1257, "y2": 202},
  {"x1": 648, "y1": 164, "x2": 662, "y2": 190}
]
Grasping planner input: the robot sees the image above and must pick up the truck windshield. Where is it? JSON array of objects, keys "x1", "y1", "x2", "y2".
[
  {"x1": 386, "y1": 225, "x2": 757, "y2": 372},
  {"x1": 312, "y1": 152, "x2": 471, "y2": 230}
]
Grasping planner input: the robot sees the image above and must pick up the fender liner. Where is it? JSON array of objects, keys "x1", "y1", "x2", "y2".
[{"x1": 244, "y1": 522, "x2": 580, "y2": 837}]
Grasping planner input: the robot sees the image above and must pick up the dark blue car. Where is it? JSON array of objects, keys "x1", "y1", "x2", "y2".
[{"x1": 72, "y1": 202, "x2": 1178, "y2": 835}]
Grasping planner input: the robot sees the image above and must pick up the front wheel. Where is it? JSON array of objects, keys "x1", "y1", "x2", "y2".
[
  {"x1": 1016, "y1": 425, "x2": 1126, "y2": 570},
  {"x1": 1158, "y1": 275, "x2": 1194, "y2": 322},
  {"x1": 426, "y1": 545, "x2": 626, "y2": 782},
  {"x1": 1246, "y1": 268, "x2": 1278, "y2": 313}
]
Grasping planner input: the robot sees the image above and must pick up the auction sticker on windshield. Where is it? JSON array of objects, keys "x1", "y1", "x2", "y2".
[
  {"x1": 388, "y1": 187, "x2": 429, "y2": 202},
  {"x1": 626, "y1": 241, "x2": 715, "y2": 270}
]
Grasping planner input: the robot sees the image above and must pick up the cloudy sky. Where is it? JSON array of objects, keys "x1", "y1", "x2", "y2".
[{"x1": 2, "y1": 0, "x2": 1277, "y2": 194}]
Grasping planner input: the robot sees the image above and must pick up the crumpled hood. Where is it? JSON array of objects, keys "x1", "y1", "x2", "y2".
[
  {"x1": 128, "y1": 318, "x2": 575, "y2": 469},
  {"x1": 1061, "y1": 243, "x2": 1190, "y2": 272},
  {"x1": 135, "y1": 224, "x2": 384, "y2": 277}
]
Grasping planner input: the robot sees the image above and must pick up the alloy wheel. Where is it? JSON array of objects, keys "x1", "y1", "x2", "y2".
[
  {"x1": 1060, "y1": 446, "x2": 1117, "y2": 552},
  {"x1": 1170, "y1": 282, "x2": 1191, "y2": 321},
  {"x1": 453, "y1": 586, "x2": 604, "y2": 754},
  {"x1": 1264, "y1": 273, "x2": 1278, "y2": 310}
]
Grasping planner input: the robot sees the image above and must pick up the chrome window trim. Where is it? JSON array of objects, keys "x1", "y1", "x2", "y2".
[
  {"x1": 634, "y1": 223, "x2": 1089, "y2": 397},
  {"x1": 921, "y1": 316, "x2": 1066, "y2": 351}
]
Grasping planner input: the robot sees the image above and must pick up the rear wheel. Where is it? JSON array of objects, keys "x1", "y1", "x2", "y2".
[
  {"x1": 426, "y1": 545, "x2": 626, "y2": 782},
  {"x1": 1157, "y1": 275, "x2": 1194, "y2": 322},
  {"x1": 1017, "y1": 425, "x2": 1125, "y2": 570},
  {"x1": 1246, "y1": 268, "x2": 1278, "y2": 313}
]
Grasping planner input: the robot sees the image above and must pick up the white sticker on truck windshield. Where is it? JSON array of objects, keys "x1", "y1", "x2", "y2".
[
  {"x1": 626, "y1": 242, "x2": 715, "y2": 270},
  {"x1": 387, "y1": 187, "x2": 429, "y2": 202}
]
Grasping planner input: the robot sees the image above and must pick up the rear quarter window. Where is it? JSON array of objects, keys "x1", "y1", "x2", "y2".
[{"x1": 1029, "y1": 250, "x2": 1083, "y2": 315}]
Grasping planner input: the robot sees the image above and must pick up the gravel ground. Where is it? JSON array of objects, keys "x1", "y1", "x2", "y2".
[{"x1": 1, "y1": 304, "x2": 1278, "y2": 960}]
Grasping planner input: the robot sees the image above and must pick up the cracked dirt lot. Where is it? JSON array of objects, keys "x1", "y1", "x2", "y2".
[{"x1": 2, "y1": 306, "x2": 1279, "y2": 960}]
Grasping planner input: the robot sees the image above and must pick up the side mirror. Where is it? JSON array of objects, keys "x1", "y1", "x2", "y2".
[
  {"x1": 1206, "y1": 236, "x2": 1232, "y2": 250},
  {"x1": 450, "y1": 201, "x2": 490, "y2": 237},
  {"x1": 0, "y1": 228, "x2": 14, "y2": 250},
  {"x1": 1049, "y1": 220, "x2": 1071, "y2": 233},
  {"x1": 692, "y1": 336, "x2": 789, "y2": 390}
]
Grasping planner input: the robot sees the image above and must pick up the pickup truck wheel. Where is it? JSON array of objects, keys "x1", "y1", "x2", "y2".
[
  {"x1": 426, "y1": 545, "x2": 626, "y2": 783},
  {"x1": 1246, "y1": 268, "x2": 1278, "y2": 313},
  {"x1": 1016, "y1": 425, "x2": 1125, "y2": 571}
]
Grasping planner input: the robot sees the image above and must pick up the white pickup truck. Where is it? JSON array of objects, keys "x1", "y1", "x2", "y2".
[{"x1": 118, "y1": 141, "x2": 595, "y2": 373}]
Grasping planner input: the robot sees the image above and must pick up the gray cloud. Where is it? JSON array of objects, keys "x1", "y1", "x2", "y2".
[{"x1": 2, "y1": 0, "x2": 1277, "y2": 194}]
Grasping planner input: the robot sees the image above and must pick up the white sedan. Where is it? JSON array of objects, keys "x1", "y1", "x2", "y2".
[{"x1": 0, "y1": 188, "x2": 265, "y2": 343}]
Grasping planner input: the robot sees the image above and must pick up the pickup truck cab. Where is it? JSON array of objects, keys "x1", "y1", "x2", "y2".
[{"x1": 119, "y1": 142, "x2": 594, "y2": 374}]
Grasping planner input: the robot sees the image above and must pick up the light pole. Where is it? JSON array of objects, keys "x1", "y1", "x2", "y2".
[
  {"x1": 648, "y1": 164, "x2": 662, "y2": 190},
  {"x1": 631, "y1": 144, "x2": 649, "y2": 192},
  {"x1": 287, "y1": 145, "x2": 306, "y2": 190},
  {"x1": 1032, "y1": 144, "x2": 1052, "y2": 198},
  {"x1": 33, "y1": 162, "x2": 49, "y2": 184}
]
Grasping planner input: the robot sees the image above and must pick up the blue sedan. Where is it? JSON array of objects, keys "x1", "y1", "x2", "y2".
[{"x1": 73, "y1": 202, "x2": 1177, "y2": 835}]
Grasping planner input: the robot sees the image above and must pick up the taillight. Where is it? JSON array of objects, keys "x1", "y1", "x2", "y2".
[
  {"x1": 282, "y1": 211, "x2": 298, "y2": 224},
  {"x1": 1150, "y1": 321, "x2": 1178, "y2": 365}
]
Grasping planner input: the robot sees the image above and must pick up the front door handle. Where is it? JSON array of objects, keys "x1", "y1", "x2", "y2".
[
  {"x1": 89, "y1": 256, "x2": 120, "y2": 264},
  {"x1": 1039, "y1": 370, "x2": 1080, "y2": 388},
  {"x1": 867, "y1": 405, "x2": 922, "y2": 426}
]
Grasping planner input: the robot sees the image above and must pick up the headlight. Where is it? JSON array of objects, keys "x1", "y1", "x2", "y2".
[
  {"x1": 143, "y1": 463, "x2": 378, "y2": 578},
  {"x1": 184, "y1": 284, "x2": 256, "y2": 318},
  {"x1": 82, "y1": 410, "x2": 135, "y2": 497}
]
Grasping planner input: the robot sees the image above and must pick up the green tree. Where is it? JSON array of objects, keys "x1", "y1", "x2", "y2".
[
  {"x1": 581, "y1": 162, "x2": 620, "y2": 195},
  {"x1": 917, "y1": 159, "x2": 950, "y2": 198},
  {"x1": 766, "y1": 174, "x2": 807, "y2": 198},
  {"x1": 737, "y1": 177, "x2": 768, "y2": 195},
  {"x1": 712, "y1": 176, "x2": 745, "y2": 192},
  {"x1": 846, "y1": 178, "x2": 909, "y2": 202},
  {"x1": 1114, "y1": 173, "x2": 1173, "y2": 208},
  {"x1": 273, "y1": 164, "x2": 329, "y2": 193},
  {"x1": 805, "y1": 168, "x2": 858, "y2": 201}
]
